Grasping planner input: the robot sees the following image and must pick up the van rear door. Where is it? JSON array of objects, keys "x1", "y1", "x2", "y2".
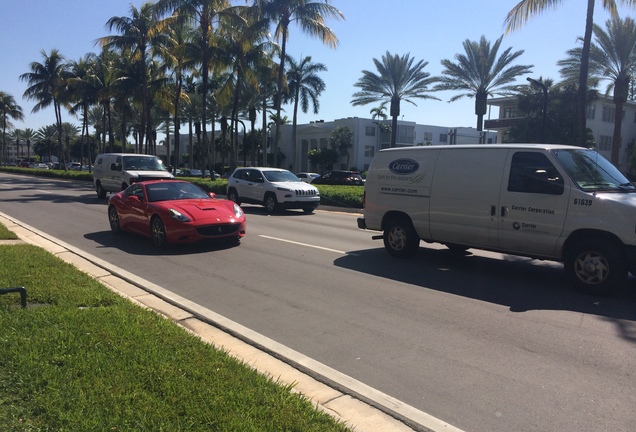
[{"x1": 497, "y1": 150, "x2": 569, "y2": 257}]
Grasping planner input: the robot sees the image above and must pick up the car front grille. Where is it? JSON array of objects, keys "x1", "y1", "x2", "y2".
[
  {"x1": 294, "y1": 189, "x2": 318, "y2": 196},
  {"x1": 196, "y1": 223, "x2": 241, "y2": 236}
]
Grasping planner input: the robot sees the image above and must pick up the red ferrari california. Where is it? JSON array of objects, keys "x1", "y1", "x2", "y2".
[{"x1": 108, "y1": 180, "x2": 246, "y2": 247}]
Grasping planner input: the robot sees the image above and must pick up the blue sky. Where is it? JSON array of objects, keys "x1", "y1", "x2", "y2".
[{"x1": 1, "y1": 1, "x2": 632, "y2": 136}]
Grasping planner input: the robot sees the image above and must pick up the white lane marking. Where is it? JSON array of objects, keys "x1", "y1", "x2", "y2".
[
  {"x1": 35, "y1": 190, "x2": 52, "y2": 194},
  {"x1": 259, "y1": 235, "x2": 359, "y2": 256}
]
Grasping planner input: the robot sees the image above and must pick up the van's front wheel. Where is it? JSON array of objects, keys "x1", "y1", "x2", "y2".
[
  {"x1": 564, "y1": 239, "x2": 627, "y2": 295},
  {"x1": 383, "y1": 216, "x2": 419, "y2": 258}
]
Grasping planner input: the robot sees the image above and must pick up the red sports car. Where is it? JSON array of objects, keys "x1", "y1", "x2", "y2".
[{"x1": 108, "y1": 180, "x2": 246, "y2": 247}]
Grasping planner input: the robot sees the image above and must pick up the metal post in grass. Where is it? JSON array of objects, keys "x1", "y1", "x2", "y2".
[{"x1": 0, "y1": 286, "x2": 27, "y2": 308}]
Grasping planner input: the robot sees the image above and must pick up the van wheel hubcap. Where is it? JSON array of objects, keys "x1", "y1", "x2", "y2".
[
  {"x1": 574, "y1": 252, "x2": 608, "y2": 284},
  {"x1": 388, "y1": 227, "x2": 407, "y2": 250}
]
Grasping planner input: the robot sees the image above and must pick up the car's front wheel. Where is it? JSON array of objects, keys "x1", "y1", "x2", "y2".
[
  {"x1": 151, "y1": 216, "x2": 167, "y2": 248},
  {"x1": 264, "y1": 194, "x2": 279, "y2": 214},
  {"x1": 108, "y1": 206, "x2": 121, "y2": 234},
  {"x1": 564, "y1": 238, "x2": 627, "y2": 295}
]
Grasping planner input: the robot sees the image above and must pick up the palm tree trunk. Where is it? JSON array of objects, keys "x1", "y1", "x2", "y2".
[
  {"x1": 578, "y1": 0, "x2": 595, "y2": 147},
  {"x1": 611, "y1": 77, "x2": 630, "y2": 166}
]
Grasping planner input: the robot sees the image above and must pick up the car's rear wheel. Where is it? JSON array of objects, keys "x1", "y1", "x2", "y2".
[
  {"x1": 151, "y1": 216, "x2": 167, "y2": 248},
  {"x1": 383, "y1": 216, "x2": 419, "y2": 258},
  {"x1": 96, "y1": 182, "x2": 107, "y2": 199},
  {"x1": 108, "y1": 206, "x2": 121, "y2": 234},
  {"x1": 227, "y1": 188, "x2": 240, "y2": 205},
  {"x1": 264, "y1": 194, "x2": 279, "y2": 213}
]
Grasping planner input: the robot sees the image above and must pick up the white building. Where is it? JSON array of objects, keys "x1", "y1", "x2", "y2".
[
  {"x1": 486, "y1": 95, "x2": 636, "y2": 172},
  {"x1": 277, "y1": 117, "x2": 497, "y2": 173}
]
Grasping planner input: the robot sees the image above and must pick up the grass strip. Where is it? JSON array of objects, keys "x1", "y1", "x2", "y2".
[
  {"x1": 0, "y1": 222, "x2": 18, "y2": 240},
  {"x1": 0, "y1": 244, "x2": 351, "y2": 431}
]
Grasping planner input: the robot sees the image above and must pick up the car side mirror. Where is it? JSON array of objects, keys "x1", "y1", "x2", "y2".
[
  {"x1": 128, "y1": 195, "x2": 141, "y2": 203},
  {"x1": 208, "y1": 192, "x2": 216, "y2": 199}
]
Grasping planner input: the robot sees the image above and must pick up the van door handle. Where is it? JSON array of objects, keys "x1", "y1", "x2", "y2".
[
  {"x1": 500, "y1": 206, "x2": 507, "y2": 217},
  {"x1": 491, "y1": 205, "x2": 496, "y2": 216}
]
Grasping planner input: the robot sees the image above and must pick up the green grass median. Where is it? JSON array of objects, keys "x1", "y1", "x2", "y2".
[{"x1": 0, "y1": 224, "x2": 350, "y2": 431}]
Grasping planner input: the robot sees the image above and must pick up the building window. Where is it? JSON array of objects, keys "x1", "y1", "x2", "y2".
[
  {"x1": 439, "y1": 133, "x2": 447, "y2": 143},
  {"x1": 364, "y1": 145, "x2": 375, "y2": 158},
  {"x1": 587, "y1": 104, "x2": 596, "y2": 120},
  {"x1": 423, "y1": 132, "x2": 433, "y2": 141},
  {"x1": 599, "y1": 135, "x2": 612, "y2": 151},
  {"x1": 396, "y1": 125, "x2": 415, "y2": 144},
  {"x1": 602, "y1": 106, "x2": 615, "y2": 123},
  {"x1": 365, "y1": 126, "x2": 375, "y2": 136},
  {"x1": 503, "y1": 107, "x2": 518, "y2": 119}
]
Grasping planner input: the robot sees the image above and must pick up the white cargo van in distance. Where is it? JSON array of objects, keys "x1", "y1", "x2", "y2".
[
  {"x1": 93, "y1": 153, "x2": 173, "y2": 199},
  {"x1": 357, "y1": 144, "x2": 636, "y2": 295}
]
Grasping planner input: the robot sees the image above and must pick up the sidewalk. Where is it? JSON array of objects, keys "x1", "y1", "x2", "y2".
[{"x1": 0, "y1": 212, "x2": 464, "y2": 432}]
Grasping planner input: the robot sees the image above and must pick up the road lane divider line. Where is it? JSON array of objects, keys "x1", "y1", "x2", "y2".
[{"x1": 258, "y1": 235, "x2": 360, "y2": 256}]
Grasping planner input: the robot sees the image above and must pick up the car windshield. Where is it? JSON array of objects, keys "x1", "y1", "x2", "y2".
[
  {"x1": 262, "y1": 170, "x2": 301, "y2": 183},
  {"x1": 552, "y1": 148, "x2": 636, "y2": 192},
  {"x1": 145, "y1": 182, "x2": 210, "y2": 202},
  {"x1": 123, "y1": 156, "x2": 166, "y2": 171}
]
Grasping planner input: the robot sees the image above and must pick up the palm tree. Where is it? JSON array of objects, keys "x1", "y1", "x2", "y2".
[
  {"x1": 20, "y1": 128, "x2": 37, "y2": 162},
  {"x1": 20, "y1": 49, "x2": 70, "y2": 170},
  {"x1": 504, "y1": 0, "x2": 636, "y2": 147},
  {"x1": 285, "y1": 55, "x2": 326, "y2": 171},
  {"x1": 256, "y1": 0, "x2": 344, "y2": 166},
  {"x1": 434, "y1": 35, "x2": 533, "y2": 140},
  {"x1": 559, "y1": 15, "x2": 636, "y2": 165},
  {"x1": 330, "y1": 125, "x2": 353, "y2": 169},
  {"x1": 351, "y1": 51, "x2": 438, "y2": 148},
  {"x1": 99, "y1": 2, "x2": 170, "y2": 153},
  {"x1": 0, "y1": 91, "x2": 24, "y2": 163},
  {"x1": 155, "y1": 0, "x2": 234, "y2": 170}
]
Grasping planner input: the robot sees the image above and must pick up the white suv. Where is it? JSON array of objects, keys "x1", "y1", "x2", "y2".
[{"x1": 227, "y1": 168, "x2": 320, "y2": 213}]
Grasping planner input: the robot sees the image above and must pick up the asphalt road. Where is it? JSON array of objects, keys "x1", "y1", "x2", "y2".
[{"x1": 2, "y1": 172, "x2": 636, "y2": 432}]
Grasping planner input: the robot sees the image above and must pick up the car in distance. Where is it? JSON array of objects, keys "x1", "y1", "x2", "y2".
[
  {"x1": 312, "y1": 170, "x2": 364, "y2": 186},
  {"x1": 227, "y1": 167, "x2": 320, "y2": 213},
  {"x1": 108, "y1": 180, "x2": 246, "y2": 247},
  {"x1": 176, "y1": 168, "x2": 203, "y2": 177},
  {"x1": 295, "y1": 172, "x2": 321, "y2": 183}
]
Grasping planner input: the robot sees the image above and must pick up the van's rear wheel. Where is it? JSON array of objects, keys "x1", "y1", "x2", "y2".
[
  {"x1": 96, "y1": 182, "x2": 107, "y2": 199},
  {"x1": 564, "y1": 238, "x2": 627, "y2": 295},
  {"x1": 383, "y1": 216, "x2": 419, "y2": 258}
]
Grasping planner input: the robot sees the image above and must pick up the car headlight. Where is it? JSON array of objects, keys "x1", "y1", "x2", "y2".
[
  {"x1": 233, "y1": 203, "x2": 244, "y2": 218},
  {"x1": 169, "y1": 208, "x2": 191, "y2": 222}
]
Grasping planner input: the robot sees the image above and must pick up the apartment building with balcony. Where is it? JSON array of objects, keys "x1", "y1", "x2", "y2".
[
  {"x1": 486, "y1": 95, "x2": 636, "y2": 172},
  {"x1": 277, "y1": 117, "x2": 497, "y2": 173}
]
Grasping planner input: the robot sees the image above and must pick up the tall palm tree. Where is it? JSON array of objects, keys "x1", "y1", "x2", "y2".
[
  {"x1": 20, "y1": 49, "x2": 70, "y2": 169},
  {"x1": 35, "y1": 124, "x2": 58, "y2": 163},
  {"x1": 434, "y1": 35, "x2": 533, "y2": 140},
  {"x1": 256, "y1": 0, "x2": 344, "y2": 166},
  {"x1": 504, "y1": 0, "x2": 636, "y2": 147},
  {"x1": 0, "y1": 91, "x2": 24, "y2": 163},
  {"x1": 100, "y1": 2, "x2": 170, "y2": 153},
  {"x1": 351, "y1": 51, "x2": 438, "y2": 148},
  {"x1": 155, "y1": 0, "x2": 234, "y2": 170},
  {"x1": 559, "y1": 15, "x2": 636, "y2": 165},
  {"x1": 67, "y1": 53, "x2": 101, "y2": 168},
  {"x1": 20, "y1": 128, "x2": 37, "y2": 162},
  {"x1": 285, "y1": 54, "x2": 326, "y2": 171}
]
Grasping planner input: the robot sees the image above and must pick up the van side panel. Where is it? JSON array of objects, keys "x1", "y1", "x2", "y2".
[
  {"x1": 429, "y1": 148, "x2": 508, "y2": 248},
  {"x1": 363, "y1": 148, "x2": 440, "y2": 240}
]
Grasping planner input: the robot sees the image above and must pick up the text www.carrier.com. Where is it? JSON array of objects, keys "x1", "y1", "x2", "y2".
[{"x1": 381, "y1": 186, "x2": 418, "y2": 194}]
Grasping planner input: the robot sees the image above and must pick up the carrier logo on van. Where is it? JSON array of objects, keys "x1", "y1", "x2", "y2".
[{"x1": 388, "y1": 159, "x2": 419, "y2": 175}]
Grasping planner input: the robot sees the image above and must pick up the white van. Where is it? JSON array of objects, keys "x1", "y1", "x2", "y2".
[
  {"x1": 93, "y1": 153, "x2": 173, "y2": 199},
  {"x1": 357, "y1": 144, "x2": 636, "y2": 294}
]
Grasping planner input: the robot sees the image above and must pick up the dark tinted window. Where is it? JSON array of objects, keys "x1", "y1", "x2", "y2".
[{"x1": 508, "y1": 152, "x2": 564, "y2": 195}]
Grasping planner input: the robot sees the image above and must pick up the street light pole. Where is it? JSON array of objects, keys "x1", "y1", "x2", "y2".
[{"x1": 527, "y1": 77, "x2": 548, "y2": 143}]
